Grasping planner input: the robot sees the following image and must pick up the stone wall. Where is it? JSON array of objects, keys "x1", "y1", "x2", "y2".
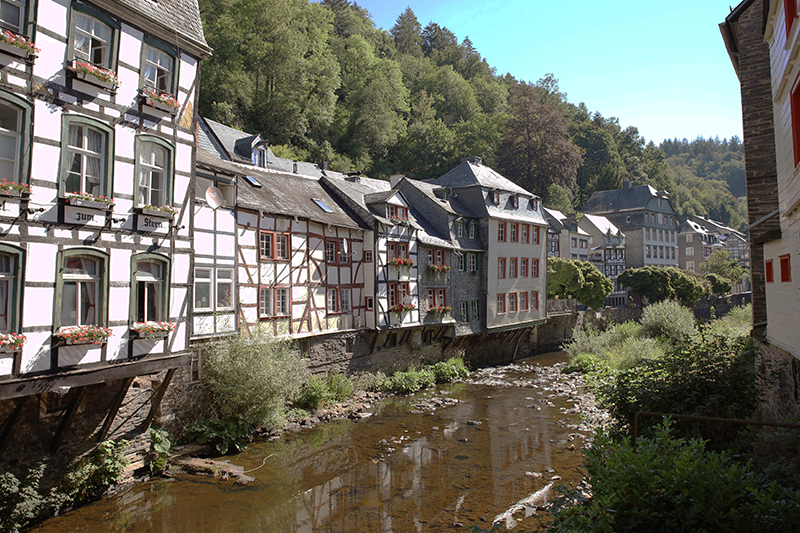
[
  {"x1": 754, "y1": 339, "x2": 800, "y2": 423},
  {"x1": 692, "y1": 293, "x2": 752, "y2": 321}
]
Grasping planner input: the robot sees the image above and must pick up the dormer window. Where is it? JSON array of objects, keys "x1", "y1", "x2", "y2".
[
  {"x1": 511, "y1": 196, "x2": 519, "y2": 208},
  {"x1": 388, "y1": 204, "x2": 408, "y2": 221},
  {"x1": 490, "y1": 190, "x2": 500, "y2": 205},
  {"x1": 253, "y1": 146, "x2": 268, "y2": 168},
  {"x1": 529, "y1": 198, "x2": 538, "y2": 211}
]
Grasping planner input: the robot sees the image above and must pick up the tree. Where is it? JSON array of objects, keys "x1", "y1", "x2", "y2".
[
  {"x1": 498, "y1": 81, "x2": 582, "y2": 197},
  {"x1": 575, "y1": 261, "x2": 613, "y2": 310},
  {"x1": 618, "y1": 266, "x2": 705, "y2": 306},
  {"x1": 545, "y1": 183, "x2": 572, "y2": 213},
  {"x1": 391, "y1": 7, "x2": 423, "y2": 58},
  {"x1": 706, "y1": 273, "x2": 732, "y2": 295},
  {"x1": 547, "y1": 257, "x2": 582, "y2": 300},
  {"x1": 700, "y1": 249, "x2": 747, "y2": 285}
]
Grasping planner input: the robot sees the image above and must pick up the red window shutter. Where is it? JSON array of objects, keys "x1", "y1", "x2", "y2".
[
  {"x1": 786, "y1": 0, "x2": 798, "y2": 37},
  {"x1": 780, "y1": 255, "x2": 792, "y2": 282},
  {"x1": 766, "y1": 259, "x2": 774, "y2": 283},
  {"x1": 792, "y1": 78, "x2": 800, "y2": 166}
]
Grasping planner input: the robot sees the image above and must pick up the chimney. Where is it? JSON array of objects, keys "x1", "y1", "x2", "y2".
[
  {"x1": 390, "y1": 174, "x2": 405, "y2": 187},
  {"x1": 293, "y1": 161, "x2": 298, "y2": 174},
  {"x1": 321, "y1": 160, "x2": 328, "y2": 171},
  {"x1": 622, "y1": 180, "x2": 631, "y2": 191},
  {"x1": 462, "y1": 156, "x2": 482, "y2": 165}
]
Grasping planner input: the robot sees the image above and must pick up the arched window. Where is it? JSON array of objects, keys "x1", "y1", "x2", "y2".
[
  {"x1": 56, "y1": 249, "x2": 108, "y2": 329},
  {"x1": 60, "y1": 116, "x2": 114, "y2": 199},
  {"x1": 0, "y1": 92, "x2": 31, "y2": 185},
  {"x1": 0, "y1": 244, "x2": 23, "y2": 333},
  {"x1": 132, "y1": 254, "x2": 170, "y2": 323},
  {"x1": 135, "y1": 136, "x2": 174, "y2": 208}
]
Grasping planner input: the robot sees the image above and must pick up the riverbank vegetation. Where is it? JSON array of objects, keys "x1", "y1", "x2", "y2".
[{"x1": 543, "y1": 301, "x2": 800, "y2": 531}]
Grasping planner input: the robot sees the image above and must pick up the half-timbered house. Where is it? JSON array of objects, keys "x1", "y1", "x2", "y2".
[{"x1": 0, "y1": 0, "x2": 209, "y2": 467}]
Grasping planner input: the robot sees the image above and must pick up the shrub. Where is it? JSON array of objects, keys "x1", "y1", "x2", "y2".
[
  {"x1": 201, "y1": 328, "x2": 308, "y2": 430},
  {"x1": 58, "y1": 440, "x2": 128, "y2": 504},
  {"x1": 564, "y1": 325, "x2": 608, "y2": 361},
  {"x1": 639, "y1": 299, "x2": 696, "y2": 344},
  {"x1": 326, "y1": 372, "x2": 353, "y2": 402},
  {"x1": 145, "y1": 427, "x2": 171, "y2": 474},
  {"x1": 297, "y1": 377, "x2": 329, "y2": 410},
  {"x1": 430, "y1": 357, "x2": 469, "y2": 382},
  {"x1": 388, "y1": 368, "x2": 435, "y2": 394},
  {"x1": 548, "y1": 422, "x2": 800, "y2": 532},
  {"x1": 610, "y1": 337, "x2": 665, "y2": 370},
  {"x1": 0, "y1": 464, "x2": 56, "y2": 533},
  {"x1": 187, "y1": 418, "x2": 253, "y2": 455}
]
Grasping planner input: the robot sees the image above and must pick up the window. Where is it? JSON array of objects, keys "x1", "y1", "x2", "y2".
[
  {"x1": 69, "y1": 6, "x2": 119, "y2": 70},
  {"x1": 511, "y1": 196, "x2": 519, "y2": 208},
  {"x1": 646, "y1": 228, "x2": 651, "y2": 240},
  {"x1": 136, "y1": 137, "x2": 173, "y2": 208},
  {"x1": 467, "y1": 253, "x2": 477, "y2": 272},
  {"x1": 521, "y1": 224, "x2": 529, "y2": 244},
  {"x1": 195, "y1": 268, "x2": 233, "y2": 311},
  {"x1": 520, "y1": 258, "x2": 528, "y2": 277},
  {"x1": 388, "y1": 241, "x2": 408, "y2": 259},
  {"x1": 326, "y1": 240, "x2": 349, "y2": 265},
  {"x1": 496, "y1": 294, "x2": 506, "y2": 314},
  {"x1": 260, "y1": 231, "x2": 290, "y2": 260},
  {"x1": 671, "y1": 248, "x2": 676, "y2": 260},
  {"x1": 0, "y1": 95, "x2": 30, "y2": 185},
  {"x1": 387, "y1": 204, "x2": 408, "y2": 221},
  {"x1": 365, "y1": 250, "x2": 373, "y2": 262},
  {"x1": 388, "y1": 282, "x2": 409, "y2": 308},
  {"x1": 327, "y1": 288, "x2": 338, "y2": 312},
  {"x1": 132, "y1": 255, "x2": 169, "y2": 323},
  {"x1": 686, "y1": 247, "x2": 694, "y2": 256},
  {"x1": 276, "y1": 235, "x2": 288, "y2": 259},
  {"x1": 510, "y1": 223, "x2": 518, "y2": 242},
  {"x1": 781, "y1": 254, "x2": 792, "y2": 282},
  {"x1": 196, "y1": 174, "x2": 234, "y2": 205},
  {"x1": 469, "y1": 223, "x2": 476, "y2": 239},
  {"x1": 508, "y1": 293, "x2": 517, "y2": 312},
  {"x1": 531, "y1": 258, "x2": 539, "y2": 278},
  {"x1": 571, "y1": 237, "x2": 577, "y2": 248},
  {"x1": 458, "y1": 254, "x2": 464, "y2": 271},
  {"x1": 457, "y1": 222, "x2": 464, "y2": 238},
  {"x1": 532, "y1": 291, "x2": 539, "y2": 310},
  {"x1": 341, "y1": 289, "x2": 350, "y2": 312},
  {"x1": 626, "y1": 215, "x2": 631, "y2": 223},
  {"x1": 659, "y1": 229, "x2": 664, "y2": 242},
  {"x1": 0, "y1": 245, "x2": 22, "y2": 334},
  {"x1": 259, "y1": 287, "x2": 289, "y2": 317},
  {"x1": 766, "y1": 259, "x2": 774, "y2": 283},
  {"x1": 366, "y1": 296, "x2": 374, "y2": 310},
  {"x1": 427, "y1": 288, "x2": 446, "y2": 308},
  {"x1": 471, "y1": 300, "x2": 479, "y2": 320},
  {"x1": 57, "y1": 250, "x2": 108, "y2": 329},
  {"x1": 509, "y1": 258, "x2": 517, "y2": 278},
  {"x1": 520, "y1": 291, "x2": 528, "y2": 311},
  {"x1": 490, "y1": 190, "x2": 500, "y2": 205},
  {"x1": 459, "y1": 301, "x2": 468, "y2": 322},
  {"x1": 646, "y1": 245, "x2": 651, "y2": 258},
  {"x1": 580, "y1": 239, "x2": 587, "y2": 249},
  {"x1": 498, "y1": 258, "x2": 505, "y2": 279},
  {"x1": 498, "y1": 222, "x2": 506, "y2": 242},
  {"x1": 659, "y1": 246, "x2": 664, "y2": 259},
  {"x1": 435, "y1": 250, "x2": 444, "y2": 265},
  {"x1": 533, "y1": 226, "x2": 540, "y2": 244},
  {"x1": 327, "y1": 241, "x2": 336, "y2": 263},
  {"x1": 61, "y1": 116, "x2": 113, "y2": 200},
  {"x1": 686, "y1": 261, "x2": 695, "y2": 271},
  {"x1": 141, "y1": 42, "x2": 177, "y2": 95},
  {"x1": 252, "y1": 147, "x2": 267, "y2": 168},
  {"x1": 0, "y1": 0, "x2": 25, "y2": 34}
]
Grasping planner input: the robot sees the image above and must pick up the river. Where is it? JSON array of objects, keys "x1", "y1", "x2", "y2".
[{"x1": 29, "y1": 352, "x2": 598, "y2": 532}]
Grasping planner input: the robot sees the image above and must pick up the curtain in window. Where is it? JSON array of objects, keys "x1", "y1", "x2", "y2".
[
  {"x1": 0, "y1": 1, "x2": 22, "y2": 33},
  {"x1": 80, "y1": 257, "x2": 97, "y2": 324},
  {"x1": 0, "y1": 279, "x2": 8, "y2": 331},
  {"x1": 85, "y1": 128, "x2": 103, "y2": 197}
]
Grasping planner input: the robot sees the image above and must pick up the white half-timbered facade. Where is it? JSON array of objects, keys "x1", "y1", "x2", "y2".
[{"x1": 0, "y1": 0, "x2": 209, "y2": 458}]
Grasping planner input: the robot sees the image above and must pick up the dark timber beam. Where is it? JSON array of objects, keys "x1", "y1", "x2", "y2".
[
  {"x1": 0, "y1": 396, "x2": 28, "y2": 457},
  {"x1": 51, "y1": 386, "x2": 87, "y2": 453},
  {"x1": 143, "y1": 368, "x2": 175, "y2": 429},
  {"x1": 97, "y1": 377, "x2": 134, "y2": 442}
]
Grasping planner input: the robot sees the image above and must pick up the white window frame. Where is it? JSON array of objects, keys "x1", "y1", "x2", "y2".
[
  {"x1": 137, "y1": 141, "x2": 167, "y2": 207},
  {"x1": 73, "y1": 12, "x2": 113, "y2": 68},
  {"x1": 142, "y1": 44, "x2": 174, "y2": 94}
]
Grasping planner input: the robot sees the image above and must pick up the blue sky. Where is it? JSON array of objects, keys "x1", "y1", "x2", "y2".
[{"x1": 339, "y1": 0, "x2": 743, "y2": 146}]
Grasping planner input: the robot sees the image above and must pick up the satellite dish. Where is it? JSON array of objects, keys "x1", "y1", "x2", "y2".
[
  {"x1": 205, "y1": 186, "x2": 224, "y2": 209},
  {"x1": 402, "y1": 295, "x2": 412, "y2": 305},
  {"x1": 342, "y1": 239, "x2": 349, "y2": 255}
]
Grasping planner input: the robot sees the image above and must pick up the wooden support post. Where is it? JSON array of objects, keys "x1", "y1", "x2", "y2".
[
  {"x1": 51, "y1": 387, "x2": 86, "y2": 453},
  {"x1": 143, "y1": 368, "x2": 175, "y2": 429},
  {"x1": 0, "y1": 396, "x2": 28, "y2": 457},
  {"x1": 97, "y1": 377, "x2": 134, "y2": 442}
]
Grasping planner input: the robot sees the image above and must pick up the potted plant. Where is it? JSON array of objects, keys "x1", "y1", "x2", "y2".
[
  {"x1": 66, "y1": 191, "x2": 115, "y2": 210},
  {"x1": 131, "y1": 321, "x2": 176, "y2": 338},
  {"x1": 55, "y1": 325, "x2": 113, "y2": 345},
  {"x1": 0, "y1": 332, "x2": 25, "y2": 352},
  {"x1": 140, "y1": 87, "x2": 180, "y2": 114},
  {"x1": 389, "y1": 303, "x2": 416, "y2": 315},
  {"x1": 389, "y1": 216, "x2": 410, "y2": 227},
  {"x1": 0, "y1": 179, "x2": 31, "y2": 198},
  {"x1": 0, "y1": 30, "x2": 38, "y2": 60},
  {"x1": 66, "y1": 59, "x2": 120, "y2": 91},
  {"x1": 428, "y1": 264, "x2": 451, "y2": 278},
  {"x1": 139, "y1": 204, "x2": 178, "y2": 218},
  {"x1": 388, "y1": 257, "x2": 414, "y2": 269},
  {"x1": 428, "y1": 305, "x2": 452, "y2": 316}
]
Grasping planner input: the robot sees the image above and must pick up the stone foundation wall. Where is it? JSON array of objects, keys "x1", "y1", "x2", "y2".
[
  {"x1": 755, "y1": 339, "x2": 800, "y2": 423},
  {"x1": 692, "y1": 293, "x2": 752, "y2": 321}
]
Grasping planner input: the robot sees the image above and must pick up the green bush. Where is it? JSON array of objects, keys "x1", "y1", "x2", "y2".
[
  {"x1": 326, "y1": 372, "x2": 353, "y2": 402},
  {"x1": 430, "y1": 357, "x2": 469, "y2": 382},
  {"x1": 639, "y1": 299, "x2": 697, "y2": 344},
  {"x1": 604, "y1": 320, "x2": 642, "y2": 346},
  {"x1": 145, "y1": 427, "x2": 171, "y2": 474},
  {"x1": 564, "y1": 325, "x2": 608, "y2": 361},
  {"x1": 297, "y1": 377, "x2": 329, "y2": 410},
  {"x1": 58, "y1": 440, "x2": 128, "y2": 504},
  {"x1": 612, "y1": 337, "x2": 665, "y2": 370},
  {"x1": 0, "y1": 464, "x2": 58, "y2": 533},
  {"x1": 548, "y1": 422, "x2": 800, "y2": 532},
  {"x1": 187, "y1": 418, "x2": 253, "y2": 455},
  {"x1": 201, "y1": 328, "x2": 308, "y2": 430},
  {"x1": 599, "y1": 334, "x2": 759, "y2": 448}
]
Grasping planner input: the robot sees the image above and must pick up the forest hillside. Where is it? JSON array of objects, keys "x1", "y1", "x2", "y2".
[{"x1": 198, "y1": 0, "x2": 746, "y2": 229}]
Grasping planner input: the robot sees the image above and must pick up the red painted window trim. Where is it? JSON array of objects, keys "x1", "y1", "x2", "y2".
[
  {"x1": 780, "y1": 254, "x2": 792, "y2": 282},
  {"x1": 508, "y1": 292, "x2": 517, "y2": 312},
  {"x1": 510, "y1": 223, "x2": 518, "y2": 242},
  {"x1": 498, "y1": 257, "x2": 506, "y2": 279},
  {"x1": 520, "y1": 291, "x2": 529, "y2": 311},
  {"x1": 792, "y1": 73, "x2": 800, "y2": 166},
  {"x1": 497, "y1": 293, "x2": 506, "y2": 314},
  {"x1": 532, "y1": 226, "x2": 540, "y2": 244},
  {"x1": 766, "y1": 259, "x2": 774, "y2": 283},
  {"x1": 786, "y1": 0, "x2": 797, "y2": 37},
  {"x1": 522, "y1": 224, "x2": 529, "y2": 244},
  {"x1": 532, "y1": 291, "x2": 539, "y2": 310},
  {"x1": 509, "y1": 258, "x2": 517, "y2": 278},
  {"x1": 498, "y1": 221, "x2": 506, "y2": 242},
  {"x1": 532, "y1": 258, "x2": 540, "y2": 278}
]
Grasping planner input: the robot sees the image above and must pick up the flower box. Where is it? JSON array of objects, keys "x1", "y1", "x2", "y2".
[
  {"x1": 388, "y1": 257, "x2": 414, "y2": 268},
  {"x1": 67, "y1": 196, "x2": 114, "y2": 211},
  {"x1": 0, "y1": 31, "x2": 38, "y2": 60},
  {"x1": 131, "y1": 321, "x2": 175, "y2": 338},
  {"x1": 134, "y1": 330, "x2": 169, "y2": 339},
  {"x1": 428, "y1": 305, "x2": 452, "y2": 316},
  {"x1": 67, "y1": 59, "x2": 120, "y2": 92},
  {"x1": 56, "y1": 325, "x2": 112, "y2": 345},
  {"x1": 139, "y1": 206, "x2": 177, "y2": 219},
  {"x1": 141, "y1": 96, "x2": 178, "y2": 115},
  {"x1": 0, "y1": 180, "x2": 31, "y2": 197},
  {"x1": 389, "y1": 304, "x2": 416, "y2": 314}
]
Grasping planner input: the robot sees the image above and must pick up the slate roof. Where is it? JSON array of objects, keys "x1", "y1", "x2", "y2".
[
  {"x1": 102, "y1": 0, "x2": 209, "y2": 54},
  {"x1": 582, "y1": 213, "x2": 623, "y2": 235},
  {"x1": 689, "y1": 215, "x2": 745, "y2": 239},
  {"x1": 196, "y1": 149, "x2": 245, "y2": 176},
  {"x1": 237, "y1": 169, "x2": 368, "y2": 230},
  {"x1": 582, "y1": 183, "x2": 668, "y2": 215},
  {"x1": 401, "y1": 178, "x2": 481, "y2": 219},
  {"x1": 544, "y1": 208, "x2": 590, "y2": 236},
  {"x1": 433, "y1": 158, "x2": 534, "y2": 197},
  {"x1": 321, "y1": 175, "x2": 424, "y2": 229},
  {"x1": 202, "y1": 118, "x2": 257, "y2": 164}
]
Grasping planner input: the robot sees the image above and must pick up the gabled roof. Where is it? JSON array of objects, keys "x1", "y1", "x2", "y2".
[
  {"x1": 688, "y1": 215, "x2": 746, "y2": 239},
  {"x1": 582, "y1": 213, "x2": 623, "y2": 235},
  {"x1": 95, "y1": 0, "x2": 210, "y2": 56},
  {"x1": 237, "y1": 169, "x2": 368, "y2": 230},
  {"x1": 196, "y1": 149, "x2": 245, "y2": 176},
  {"x1": 433, "y1": 157, "x2": 534, "y2": 197},
  {"x1": 400, "y1": 178, "x2": 481, "y2": 219},
  {"x1": 544, "y1": 208, "x2": 590, "y2": 236},
  {"x1": 322, "y1": 175, "x2": 418, "y2": 228},
  {"x1": 583, "y1": 182, "x2": 669, "y2": 215}
]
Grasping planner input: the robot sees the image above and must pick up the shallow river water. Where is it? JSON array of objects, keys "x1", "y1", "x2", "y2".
[{"x1": 30, "y1": 352, "x2": 592, "y2": 532}]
